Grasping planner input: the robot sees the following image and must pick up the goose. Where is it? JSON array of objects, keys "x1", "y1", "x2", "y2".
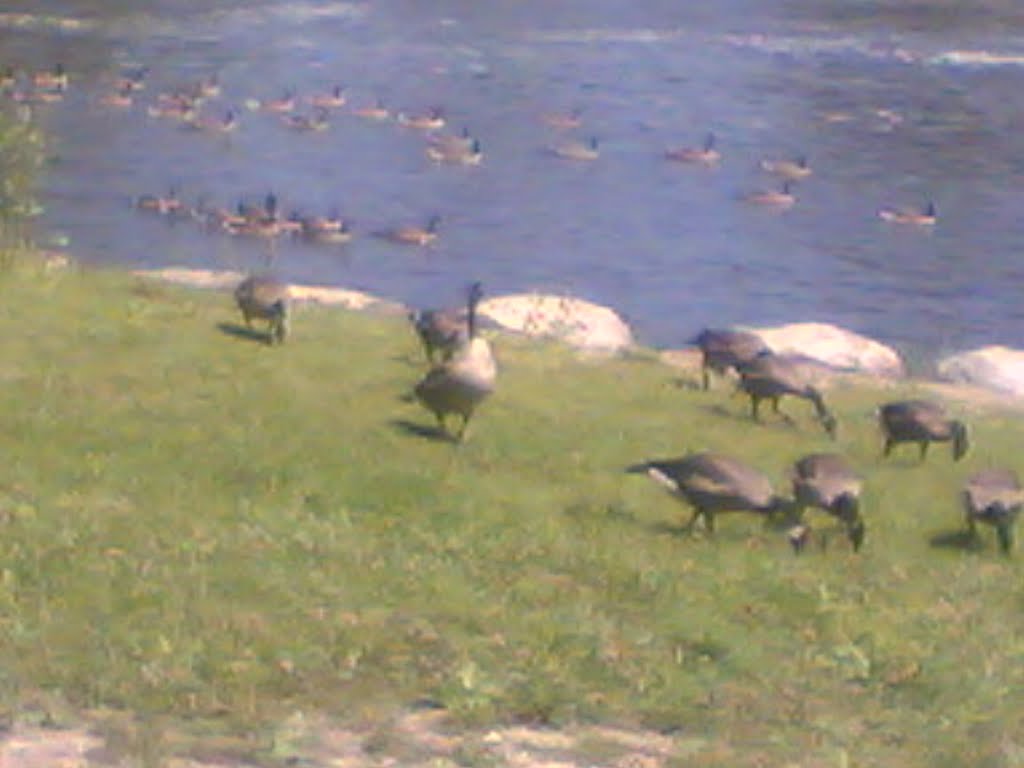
[
  {"x1": 665, "y1": 133, "x2": 720, "y2": 165},
  {"x1": 412, "y1": 282, "x2": 496, "y2": 441},
  {"x1": 308, "y1": 85, "x2": 347, "y2": 109},
  {"x1": 234, "y1": 275, "x2": 292, "y2": 344},
  {"x1": 97, "y1": 86, "x2": 134, "y2": 108},
  {"x1": 878, "y1": 400, "x2": 968, "y2": 461},
  {"x1": 790, "y1": 453, "x2": 865, "y2": 552},
  {"x1": 377, "y1": 215, "x2": 441, "y2": 246},
  {"x1": 745, "y1": 181, "x2": 796, "y2": 208},
  {"x1": 550, "y1": 136, "x2": 600, "y2": 161},
  {"x1": 397, "y1": 106, "x2": 446, "y2": 130},
  {"x1": 878, "y1": 201, "x2": 937, "y2": 226},
  {"x1": 352, "y1": 97, "x2": 390, "y2": 121},
  {"x1": 298, "y1": 214, "x2": 353, "y2": 244},
  {"x1": 760, "y1": 155, "x2": 811, "y2": 180},
  {"x1": 962, "y1": 468, "x2": 1023, "y2": 554},
  {"x1": 408, "y1": 281, "x2": 482, "y2": 364},
  {"x1": 184, "y1": 109, "x2": 238, "y2": 134},
  {"x1": 626, "y1": 452, "x2": 791, "y2": 534},
  {"x1": 115, "y1": 67, "x2": 148, "y2": 92},
  {"x1": 281, "y1": 108, "x2": 330, "y2": 132},
  {"x1": 225, "y1": 194, "x2": 283, "y2": 238},
  {"x1": 425, "y1": 137, "x2": 483, "y2": 166},
  {"x1": 541, "y1": 108, "x2": 584, "y2": 130},
  {"x1": 136, "y1": 187, "x2": 185, "y2": 215},
  {"x1": 33, "y1": 63, "x2": 68, "y2": 90},
  {"x1": 690, "y1": 328, "x2": 769, "y2": 390},
  {"x1": 736, "y1": 353, "x2": 837, "y2": 438},
  {"x1": 427, "y1": 126, "x2": 473, "y2": 152}
]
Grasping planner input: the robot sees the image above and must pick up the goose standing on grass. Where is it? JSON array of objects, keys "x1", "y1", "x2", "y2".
[
  {"x1": 736, "y1": 354, "x2": 837, "y2": 438},
  {"x1": 962, "y1": 468, "x2": 1023, "y2": 554},
  {"x1": 412, "y1": 282, "x2": 496, "y2": 441},
  {"x1": 878, "y1": 201, "x2": 937, "y2": 226},
  {"x1": 665, "y1": 133, "x2": 720, "y2": 165},
  {"x1": 878, "y1": 400, "x2": 968, "y2": 461},
  {"x1": 550, "y1": 136, "x2": 600, "y2": 161},
  {"x1": 234, "y1": 275, "x2": 291, "y2": 345},
  {"x1": 691, "y1": 328, "x2": 769, "y2": 390},
  {"x1": 408, "y1": 282, "x2": 482, "y2": 364},
  {"x1": 789, "y1": 453, "x2": 865, "y2": 553},
  {"x1": 760, "y1": 155, "x2": 812, "y2": 180},
  {"x1": 626, "y1": 453, "x2": 791, "y2": 534}
]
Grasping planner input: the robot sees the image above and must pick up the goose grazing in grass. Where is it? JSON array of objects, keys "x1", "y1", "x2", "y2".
[
  {"x1": 626, "y1": 452, "x2": 791, "y2": 534},
  {"x1": 736, "y1": 354, "x2": 837, "y2": 438},
  {"x1": 412, "y1": 282, "x2": 496, "y2": 441},
  {"x1": 665, "y1": 132, "x2": 720, "y2": 165},
  {"x1": 962, "y1": 467, "x2": 1023, "y2": 554},
  {"x1": 409, "y1": 282, "x2": 482, "y2": 364},
  {"x1": 760, "y1": 155, "x2": 811, "y2": 180},
  {"x1": 878, "y1": 399, "x2": 968, "y2": 461},
  {"x1": 690, "y1": 327, "x2": 769, "y2": 390},
  {"x1": 550, "y1": 136, "x2": 599, "y2": 161},
  {"x1": 790, "y1": 453, "x2": 865, "y2": 553},
  {"x1": 878, "y1": 201, "x2": 937, "y2": 226},
  {"x1": 234, "y1": 275, "x2": 291, "y2": 345}
]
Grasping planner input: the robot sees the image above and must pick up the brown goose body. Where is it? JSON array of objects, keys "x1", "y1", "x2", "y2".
[
  {"x1": 737, "y1": 354, "x2": 837, "y2": 437},
  {"x1": 409, "y1": 282, "x2": 482, "y2": 364},
  {"x1": 690, "y1": 328, "x2": 769, "y2": 390},
  {"x1": 962, "y1": 468, "x2": 1022, "y2": 553},
  {"x1": 879, "y1": 400, "x2": 968, "y2": 461},
  {"x1": 627, "y1": 452, "x2": 787, "y2": 533},
  {"x1": 234, "y1": 275, "x2": 291, "y2": 344},
  {"x1": 791, "y1": 453, "x2": 865, "y2": 551}
]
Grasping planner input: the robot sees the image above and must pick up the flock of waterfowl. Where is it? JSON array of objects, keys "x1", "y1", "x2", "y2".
[{"x1": 4, "y1": 60, "x2": 1010, "y2": 557}]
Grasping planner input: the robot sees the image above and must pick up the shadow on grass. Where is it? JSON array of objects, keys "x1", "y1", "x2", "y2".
[
  {"x1": 390, "y1": 418, "x2": 458, "y2": 444},
  {"x1": 929, "y1": 528, "x2": 981, "y2": 551},
  {"x1": 217, "y1": 322, "x2": 272, "y2": 345}
]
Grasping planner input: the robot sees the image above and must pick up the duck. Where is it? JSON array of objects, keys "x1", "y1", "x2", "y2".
[
  {"x1": 425, "y1": 137, "x2": 483, "y2": 166},
  {"x1": 626, "y1": 453, "x2": 791, "y2": 534},
  {"x1": 541, "y1": 108, "x2": 583, "y2": 130},
  {"x1": 550, "y1": 136, "x2": 600, "y2": 161},
  {"x1": 736, "y1": 353, "x2": 837, "y2": 438},
  {"x1": 412, "y1": 282, "x2": 497, "y2": 441},
  {"x1": 135, "y1": 187, "x2": 185, "y2": 215},
  {"x1": 234, "y1": 274, "x2": 291, "y2": 345},
  {"x1": 397, "y1": 106, "x2": 446, "y2": 130},
  {"x1": 33, "y1": 63, "x2": 68, "y2": 91},
  {"x1": 281, "y1": 108, "x2": 330, "y2": 132},
  {"x1": 760, "y1": 155, "x2": 812, "y2": 180},
  {"x1": 308, "y1": 85, "x2": 347, "y2": 109},
  {"x1": 408, "y1": 281, "x2": 482, "y2": 364},
  {"x1": 376, "y1": 215, "x2": 442, "y2": 246},
  {"x1": 665, "y1": 132, "x2": 720, "y2": 165},
  {"x1": 690, "y1": 328, "x2": 770, "y2": 390},
  {"x1": 790, "y1": 453, "x2": 865, "y2": 553},
  {"x1": 962, "y1": 468, "x2": 1023, "y2": 554},
  {"x1": 745, "y1": 181, "x2": 796, "y2": 208},
  {"x1": 183, "y1": 109, "x2": 238, "y2": 134},
  {"x1": 352, "y1": 97, "x2": 391, "y2": 121},
  {"x1": 878, "y1": 201, "x2": 937, "y2": 226},
  {"x1": 878, "y1": 400, "x2": 968, "y2": 461}
]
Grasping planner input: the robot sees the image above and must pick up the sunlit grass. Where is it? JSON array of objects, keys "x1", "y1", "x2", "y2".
[{"x1": 0, "y1": 261, "x2": 1022, "y2": 765}]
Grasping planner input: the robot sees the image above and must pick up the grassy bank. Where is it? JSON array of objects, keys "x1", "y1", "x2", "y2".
[{"x1": 0, "y1": 260, "x2": 1022, "y2": 766}]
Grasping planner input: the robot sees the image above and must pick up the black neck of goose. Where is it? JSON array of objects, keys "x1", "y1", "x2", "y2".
[
  {"x1": 466, "y1": 285, "x2": 481, "y2": 340},
  {"x1": 807, "y1": 388, "x2": 837, "y2": 438},
  {"x1": 952, "y1": 421, "x2": 969, "y2": 461}
]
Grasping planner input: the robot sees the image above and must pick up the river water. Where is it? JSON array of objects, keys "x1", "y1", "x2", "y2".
[{"x1": 5, "y1": 0, "x2": 1024, "y2": 364}]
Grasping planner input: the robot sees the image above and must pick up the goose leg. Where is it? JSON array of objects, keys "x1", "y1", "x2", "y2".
[
  {"x1": 918, "y1": 441, "x2": 929, "y2": 461},
  {"x1": 750, "y1": 396, "x2": 762, "y2": 421},
  {"x1": 685, "y1": 507, "x2": 702, "y2": 533},
  {"x1": 701, "y1": 365, "x2": 710, "y2": 391},
  {"x1": 703, "y1": 509, "x2": 716, "y2": 534},
  {"x1": 882, "y1": 437, "x2": 894, "y2": 458}
]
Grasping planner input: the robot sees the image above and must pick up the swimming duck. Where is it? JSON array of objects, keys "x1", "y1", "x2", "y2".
[
  {"x1": 690, "y1": 328, "x2": 770, "y2": 390},
  {"x1": 352, "y1": 97, "x2": 391, "y2": 121},
  {"x1": 234, "y1": 274, "x2": 291, "y2": 344},
  {"x1": 745, "y1": 181, "x2": 796, "y2": 208},
  {"x1": 736, "y1": 353, "x2": 837, "y2": 438},
  {"x1": 790, "y1": 453, "x2": 865, "y2": 553},
  {"x1": 397, "y1": 106, "x2": 446, "y2": 130},
  {"x1": 878, "y1": 399, "x2": 968, "y2": 461},
  {"x1": 626, "y1": 452, "x2": 791, "y2": 535},
  {"x1": 412, "y1": 282, "x2": 496, "y2": 441},
  {"x1": 665, "y1": 132, "x2": 721, "y2": 165},
  {"x1": 33, "y1": 63, "x2": 68, "y2": 91},
  {"x1": 425, "y1": 137, "x2": 483, "y2": 166},
  {"x1": 878, "y1": 201, "x2": 937, "y2": 226},
  {"x1": 408, "y1": 281, "x2": 482, "y2": 364},
  {"x1": 550, "y1": 136, "x2": 600, "y2": 161},
  {"x1": 962, "y1": 468, "x2": 1023, "y2": 554},
  {"x1": 377, "y1": 215, "x2": 442, "y2": 246},
  {"x1": 760, "y1": 155, "x2": 812, "y2": 180},
  {"x1": 308, "y1": 85, "x2": 347, "y2": 109}
]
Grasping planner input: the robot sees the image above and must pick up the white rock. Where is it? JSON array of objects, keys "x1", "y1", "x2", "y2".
[
  {"x1": 750, "y1": 322, "x2": 904, "y2": 378},
  {"x1": 478, "y1": 293, "x2": 634, "y2": 354},
  {"x1": 937, "y1": 346, "x2": 1024, "y2": 398}
]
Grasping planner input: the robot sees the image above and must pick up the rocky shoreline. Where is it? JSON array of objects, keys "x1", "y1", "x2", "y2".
[{"x1": 137, "y1": 267, "x2": 1024, "y2": 407}]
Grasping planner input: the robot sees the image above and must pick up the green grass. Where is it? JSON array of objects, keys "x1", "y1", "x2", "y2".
[{"x1": 0, "y1": 259, "x2": 1022, "y2": 766}]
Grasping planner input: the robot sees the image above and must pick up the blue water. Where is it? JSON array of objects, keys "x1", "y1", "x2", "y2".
[{"x1": 6, "y1": 0, "x2": 1024, "y2": 363}]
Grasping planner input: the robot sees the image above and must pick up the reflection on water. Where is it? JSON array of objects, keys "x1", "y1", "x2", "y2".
[{"x1": 3, "y1": 0, "x2": 1024, "y2": 362}]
